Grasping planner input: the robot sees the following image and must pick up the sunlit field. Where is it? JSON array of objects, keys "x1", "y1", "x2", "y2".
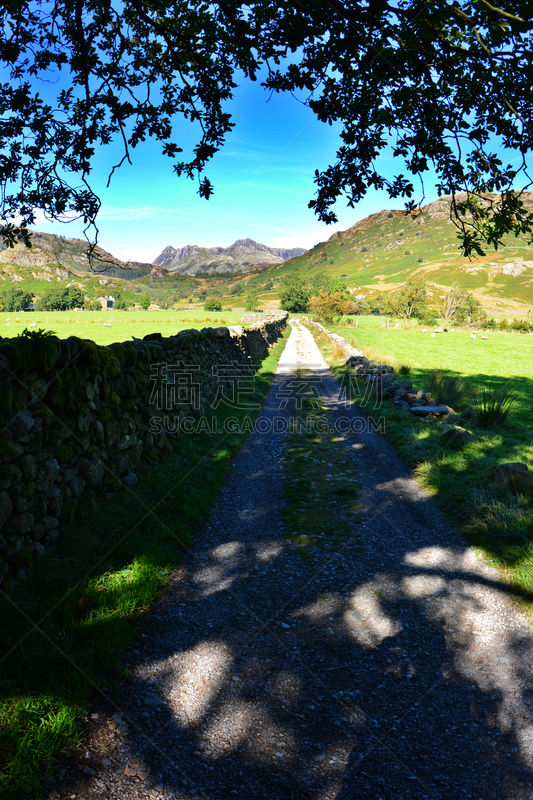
[
  {"x1": 0, "y1": 309, "x2": 246, "y2": 345},
  {"x1": 333, "y1": 317, "x2": 533, "y2": 382}
]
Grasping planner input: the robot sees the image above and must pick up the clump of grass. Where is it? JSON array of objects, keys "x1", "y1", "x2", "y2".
[
  {"x1": 428, "y1": 370, "x2": 467, "y2": 409},
  {"x1": 465, "y1": 492, "x2": 530, "y2": 543},
  {"x1": 397, "y1": 364, "x2": 412, "y2": 376},
  {"x1": 473, "y1": 386, "x2": 517, "y2": 428}
]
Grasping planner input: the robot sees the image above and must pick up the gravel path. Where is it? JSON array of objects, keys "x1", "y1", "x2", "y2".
[{"x1": 59, "y1": 321, "x2": 533, "y2": 800}]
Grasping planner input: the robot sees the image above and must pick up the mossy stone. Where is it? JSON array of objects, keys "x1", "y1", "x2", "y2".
[
  {"x1": 0, "y1": 463, "x2": 22, "y2": 489},
  {"x1": 56, "y1": 444, "x2": 73, "y2": 464}
]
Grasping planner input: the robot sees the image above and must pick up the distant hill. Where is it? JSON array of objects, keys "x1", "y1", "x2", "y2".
[
  {"x1": 0, "y1": 230, "x2": 156, "y2": 280},
  {"x1": 154, "y1": 237, "x2": 306, "y2": 275},
  {"x1": 273, "y1": 193, "x2": 533, "y2": 314}
]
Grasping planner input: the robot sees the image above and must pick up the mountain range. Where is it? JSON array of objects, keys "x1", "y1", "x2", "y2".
[{"x1": 153, "y1": 238, "x2": 306, "y2": 275}]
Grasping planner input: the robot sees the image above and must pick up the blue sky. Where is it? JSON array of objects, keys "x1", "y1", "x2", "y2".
[{"x1": 31, "y1": 76, "x2": 426, "y2": 264}]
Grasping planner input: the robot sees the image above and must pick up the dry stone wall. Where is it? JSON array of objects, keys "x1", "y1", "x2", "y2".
[{"x1": 0, "y1": 313, "x2": 287, "y2": 588}]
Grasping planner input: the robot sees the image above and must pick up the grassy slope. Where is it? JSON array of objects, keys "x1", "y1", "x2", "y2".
[
  {"x1": 262, "y1": 194, "x2": 533, "y2": 314},
  {"x1": 0, "y1": 329, "x2": 290, "y2": 800},
  {"x1": 308, "y1": 320, "x2": 533, "y2": 616}
]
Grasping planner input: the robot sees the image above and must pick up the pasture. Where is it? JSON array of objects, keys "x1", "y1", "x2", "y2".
[{"x1": 0, "y1": 309, "x2": 245, "y2": 345}]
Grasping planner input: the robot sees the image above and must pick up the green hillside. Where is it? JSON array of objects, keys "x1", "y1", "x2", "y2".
[{"x1": 263, "y1": 193, "x2": 533, "y2": 316}]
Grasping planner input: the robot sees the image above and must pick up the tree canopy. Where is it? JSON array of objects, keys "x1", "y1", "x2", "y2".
[
  {"x1": 1, "y1": 1, "x2": 533, "y2": 256},
  {"x1": 279, "y1": 273, "x2": 348, "y2": 312}
]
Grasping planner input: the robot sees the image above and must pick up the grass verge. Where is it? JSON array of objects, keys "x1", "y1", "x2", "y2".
[
  {"x1": 305, "y1": 324, "x2": 533, "y2": 618},
  {"x1": 282, "y1": 389, "x2": 362, "y2": 564},
  {"x1": 0, "y1": 329, "x2": 290, "y2": 800}
]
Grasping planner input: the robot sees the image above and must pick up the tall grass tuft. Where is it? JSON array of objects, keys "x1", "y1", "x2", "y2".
[
  {"x1": 473, "y1": 386, "x2": 517, "y2": 428},
  {"x1": 397, "y1": 364, "x2": 412, "y2": 376},
  {"x1": 429, "y1": 370, "x2": 467, "y2": 409}
]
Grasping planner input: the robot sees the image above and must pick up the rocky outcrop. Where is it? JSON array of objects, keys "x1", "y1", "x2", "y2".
[{"x1": 0, "y1": 312, "x2": 288, "y2": 589}]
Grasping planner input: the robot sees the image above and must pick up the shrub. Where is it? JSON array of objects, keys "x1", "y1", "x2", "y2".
[
  {"x1": 510, "y1": 317, "x2": 532, "y2": 333},
  {"x1": 0, "y1": 287, "x2": 33, "y2": 311},
  {"x1": 308, "y1": 291, "x2": 347, "y2": 325},
  {"x1": 204, "y1": 297, "x2": 222, "y2": 311},
  {"x1": 398, "y1": 364, "x2": 411, "y2": 375},
  {"x1": 39, "y1": 286, "x2": 84, "y2": 310},
  {"x1": 245, "y1": 291, "x2": 259, "y2": 311},
  {"x1": 473, "y1": 386, "x2": 517, "y2": 428},
  {"x1": 428, "y1": 370, "x2": 467, "y2": 409}
]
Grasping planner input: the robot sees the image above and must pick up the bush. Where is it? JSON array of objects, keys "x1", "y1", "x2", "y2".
[
  {"x1": 114, "y1": 298, "x2": 131, "y2": 310},
  {"x1": 428, "y1": 370, "x2": 467, "y2": 409},
  {"x1": 0, "y1": 287, "x2": 33, "y2": 311},
  {"x1": 245, "y1": 291, "x2": 259, "y2": 311},
  {"x1": 308, "y1": 291, "x2": 347, "y2": 325},
  {"x1": 510, "y1": 317, "x2": 532, "y2": 333},
  {"x1": 204, "y1": 297, "x2": 222, "y2": 311},
  {"x1": 473, "y1": 386, "x2": 517, "y2": 428},
  {"x1": 39, "y1": 286, "x2": 84, "y2": 310}
]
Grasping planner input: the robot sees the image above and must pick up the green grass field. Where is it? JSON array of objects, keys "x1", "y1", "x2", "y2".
[{"x1": 0, "y1": 309, "x2": 245, "y2": 345}]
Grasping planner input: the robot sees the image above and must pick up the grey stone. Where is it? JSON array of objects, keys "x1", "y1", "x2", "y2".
[
  {"x1": 18, "y1": 454, "x2": 37, "y2": 481},
  {"x1": 0, "y1": 463, "x2": 22, "y2": 489},
  {"x1": 460, "y1": 407, "x2": 477, "y2": 424},
  {"x1": 62, "y1": 468, "x2": 78, "y2": 483},
  {"x1": 84, "y1": 380, "x2": 96, "y2": 401},
  {"x1": 35, "y1": 458, "x2": 60, "y2": 492},
  {"x1": 27, "y1": 378, "x2": 48, "y2": 405},
  {"x1": 411, "y1": 405, "x2": 451, "y2": 417},
  {"x1": 123, "y1": 472, "x2": 138, "y2": 486},
  {"x1": 84, "y1": 458, "x2": 105, "y2": 488},
  {"x1": 70, "y1": 477, "x2": 87, "y2": 497},
  {"x1": 46, "y1": 487, "x2": 63, "y2": 515},
  {"x1": 441, "y1": 425, "x2": 478, "y2": 448},
  {"x1": 441, "y1": 413, "x2": 461, "y2": 425},
  {"x1": 118, "y1": 434, "x2": 134, "y2": 451},
  {"x1": 10, "y1": 409, "x2": 35, "y2": 438},
  {"x1": 6, "y1": 513, "x2": 34, "y2": 533},
  {"x1": 78, "y1": 409, "x2": 92, "y2": 433},
  {"x1": 106, "y1": 419, "x2": 121, "y2": 446},
  {"x1": 93, "y1": 420, "x2": 105, "y2": 441}
]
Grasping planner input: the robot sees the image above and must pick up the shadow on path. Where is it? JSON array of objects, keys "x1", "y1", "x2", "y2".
[{"x1": 101, "y1": 323, "x2": 533, "y2": 800}]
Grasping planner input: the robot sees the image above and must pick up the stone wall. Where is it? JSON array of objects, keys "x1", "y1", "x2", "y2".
[
  {"x1": 0, "y1": 312, "x2": 287, "y2": 588},
  {"x1": 241, "y1": 311, "x2": 284, "y2": 325}
]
